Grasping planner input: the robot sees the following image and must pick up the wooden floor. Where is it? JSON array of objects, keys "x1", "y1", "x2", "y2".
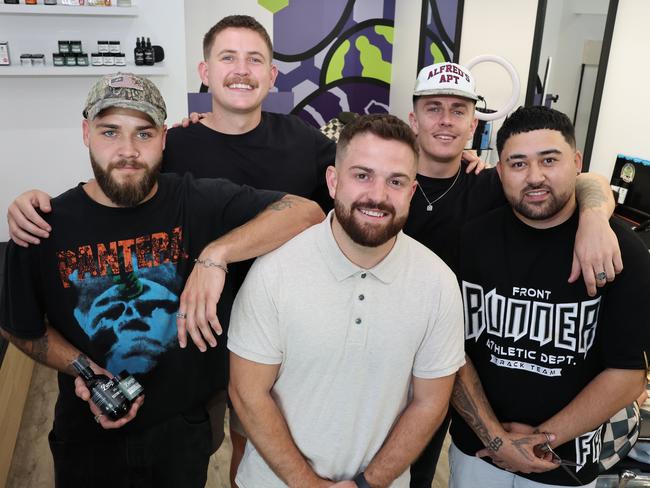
[{"x1": 7, "y1": 363, "x2": 450, "y2": 488}]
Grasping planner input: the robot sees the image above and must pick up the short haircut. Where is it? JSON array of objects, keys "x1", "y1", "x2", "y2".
[
  {"x1": 203, "y1": 15, "x2": 273, "y2": 60},
  {"x1": 497, "y1": 106, "x2": 576, "y2": 155},
  {"x1": 336, "y1": 113, "x2": 419, "y2": 163}
]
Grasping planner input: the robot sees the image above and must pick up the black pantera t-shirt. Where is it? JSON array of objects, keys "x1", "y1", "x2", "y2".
[
  {"x1": 0, "y1": 173, "x2": 282, "y2": 441},
  {"x1": 162, "y1": 111, "x2": 335, "y2": 211},
  {"x1": 404, "y1": 162, "x2": 505, "y2": 272},
  {"x1": 451, "y1": 207, "x2": 650, "y2": 486}
]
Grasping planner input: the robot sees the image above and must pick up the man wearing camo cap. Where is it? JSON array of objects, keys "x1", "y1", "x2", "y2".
[{"x1": 0, "y1": 72, "x2": 323, "y2": 488}]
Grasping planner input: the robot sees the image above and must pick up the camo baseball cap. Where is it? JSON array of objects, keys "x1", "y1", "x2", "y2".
[
  {"x1": 414, "y1": 62, "x2": 479, "y2": 101},
  {"x1": 83, "y1": 73, "x2": 167, "y2": 126}
]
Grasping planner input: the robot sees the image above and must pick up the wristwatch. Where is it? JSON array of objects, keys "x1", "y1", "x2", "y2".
[{"x1": 354, "y1": 472, "x2": 371, "y2": 488}]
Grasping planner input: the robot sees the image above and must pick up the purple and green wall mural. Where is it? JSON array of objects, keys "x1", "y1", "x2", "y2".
[
  {"x1": 259, "y1": 0, "x2": 396, "y2": 128},
  {"x1": 417, "y1": 0, "x2": 463, "y2": 70}
]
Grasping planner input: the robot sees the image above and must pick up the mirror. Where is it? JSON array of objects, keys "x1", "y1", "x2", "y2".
[{"x1": 525, "y1": 0, "x2": 618, "y2": 169}]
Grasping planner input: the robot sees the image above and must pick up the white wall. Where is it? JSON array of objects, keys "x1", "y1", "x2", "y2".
[
  {"x1": 0, "y1": 0, "x2": 187, "y2": 242},
  {"x1": 459, "y1": 0, "x2": 538, "y2": 162},
  {"x1": 589, "y1": 0, "x2": 650, "y2": 178},
  {"x1": 183, "y1": 0, "x2": 272, "y2": 94}
]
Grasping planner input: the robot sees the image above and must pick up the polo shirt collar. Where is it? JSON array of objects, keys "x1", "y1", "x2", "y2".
[{"x1": 316, "y1": 210, "x2": 404, "y2": 284}]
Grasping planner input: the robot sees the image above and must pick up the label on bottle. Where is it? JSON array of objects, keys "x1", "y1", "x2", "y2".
[{"x1": 117, "y1": 375, "x2": 144, "y2": 401}]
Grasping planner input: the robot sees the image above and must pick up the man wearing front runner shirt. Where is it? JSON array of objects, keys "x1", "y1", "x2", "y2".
[{"x1": 449, "y1": 105, "x2": 650, "y2": 488}]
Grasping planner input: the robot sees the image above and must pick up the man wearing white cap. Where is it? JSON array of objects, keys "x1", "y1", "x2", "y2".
[{"x1": 405, "y1": 62, "x2": 622, "y2": 487}]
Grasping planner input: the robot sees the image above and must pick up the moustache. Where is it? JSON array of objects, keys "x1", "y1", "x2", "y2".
[
  {"x1": 522, "y1": 184, "x2": 552, "y2": 194},
  {"x1": 351, "y1": 200, "x2": 396, "y2": 216},
  {"x1": 224, "y1": 75, "x2": 259, "y2": 89},
  {"x1": 108, "y1": 160, "x2": 148, "y2": 171}
]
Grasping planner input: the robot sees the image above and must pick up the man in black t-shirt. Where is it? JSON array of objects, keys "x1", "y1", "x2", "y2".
[
  {"x1": 450, "y1": 106, "x2": 650, "y2": 487},
  {"x1": 163, "y1": 15, "x2": 335, "y2": 211},
  {"x1": 405, "y1": 62, "x2": 623, "y2": 487},
  {"x1": 163, "y1": 16, "x2": 336, "y2": 480},
  {"x1": 0, "y1": 73, "x2": 323, "y2": 488}
]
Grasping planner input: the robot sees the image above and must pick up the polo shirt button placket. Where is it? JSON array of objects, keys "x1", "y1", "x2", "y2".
[{"x1": 349, "y1": 271, "x2": 368, "y2": 344}]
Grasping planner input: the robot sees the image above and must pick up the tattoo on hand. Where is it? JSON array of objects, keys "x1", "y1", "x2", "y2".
[
  {"x1": 511, "y1": 437, "x2": 535, "y2": 462},
  {"x1": 488, "y1": 437, "x2": 503, "y2": 452},
  {"x1": 268, "y1": 198, "x2": 294, "y2": 211}
]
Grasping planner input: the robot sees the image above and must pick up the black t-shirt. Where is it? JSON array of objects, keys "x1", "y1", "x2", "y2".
[
  {"x1": 162, "y1": 111, "x2": 335, "y2": 211},
  {"x1": 451, "y1": 207, "x2": 650, "y2": 485},
  {"x1": 0, "y1": 173, "x2": 283, "y2": 441},
  {"x1": 404, "y1": 162, "x2": 505, "y2": 271},
  {"x1": 163, "y1": 112, "x2": 335, "y2": 291}
]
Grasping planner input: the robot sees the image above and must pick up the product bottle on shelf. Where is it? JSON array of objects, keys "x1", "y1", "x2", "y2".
[
  {"x1": 144, "y1": 37, "x2": 155, "y2": 66},
  {"x1": 134, "y1": 37, "x2": 144, "y2": 66},
  {"x1": 72, "y1": 356, "x2": 131, "y2": 421}
]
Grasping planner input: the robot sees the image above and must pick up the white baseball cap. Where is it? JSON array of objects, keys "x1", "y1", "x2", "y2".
[{"x1": 413, "y1": 62, "x2": 479, "y2": 101}]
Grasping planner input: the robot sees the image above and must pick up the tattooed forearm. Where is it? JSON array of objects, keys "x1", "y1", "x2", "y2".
[
  {"x1": 451, "y1": 373, "x2": 498, "y2": 449},
  {"x1": 267, "y1": 197, "x2": 294, "y2": 211},
  {"x1": 576, "y1": 178, "x2": 607, "y2": 210},
  {"x1": 1, "y1": 326, "x2": 80, "y2": 375},
  {"x1": 6, "y1": 330, "x2": 49, "y2": 365}
]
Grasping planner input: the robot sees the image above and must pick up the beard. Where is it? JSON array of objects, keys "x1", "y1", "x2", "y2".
[
  {"x1": 90, "y1": 152, "x2": 161, "y2": 207},
  {"x1": 334, "y1": 198, "x2": 407, "y2": 247},
  {"x1": 508, "y1": 184, "x2": 572, "y2": 221}
]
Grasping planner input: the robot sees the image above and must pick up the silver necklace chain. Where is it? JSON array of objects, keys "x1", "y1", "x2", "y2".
[{"x1": 417, "y1": 168, "x2": 462, "y2": 211}]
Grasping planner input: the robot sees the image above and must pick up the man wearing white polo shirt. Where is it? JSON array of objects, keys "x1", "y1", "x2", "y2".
[{"x1": 227, "y1": 113, "x2": 465, "y2": 487}]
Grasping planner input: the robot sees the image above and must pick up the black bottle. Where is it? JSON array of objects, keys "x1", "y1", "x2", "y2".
[
  {"x1": 72, "y1": 357, "x2": 130, "y2": 421},
  {"x1": 134, "y1": 37, "x2": 144, "y2": 66},
  {"x1": 144, "y1": 37, "x2": 154, "y2": 66}
]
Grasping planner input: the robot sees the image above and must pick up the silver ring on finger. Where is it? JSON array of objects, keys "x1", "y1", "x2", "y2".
[
  {"x1": 596, "y1": 271, "x2": 607, "y2": 281},
  {"x1": 176, "y1": 312, "x2": 187, "y2": 319},
  {"x1": 94, "y1": 414, "x2": 104, "y2": 424}
]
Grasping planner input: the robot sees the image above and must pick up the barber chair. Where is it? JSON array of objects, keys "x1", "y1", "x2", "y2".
[{"x1": 597, "y1": 401, "x2": 650, "y2": 487}]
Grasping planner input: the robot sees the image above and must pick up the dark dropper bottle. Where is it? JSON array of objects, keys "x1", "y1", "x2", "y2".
[
  {"x1": 72, "y1": 356, "x2": 130, "y2": 421},
  {"x1": 144, "y1": 37, "x2": 155, "y2": 65},
  {"x1": 134, "y1": 37, "x2": 144, "y2": 66}
]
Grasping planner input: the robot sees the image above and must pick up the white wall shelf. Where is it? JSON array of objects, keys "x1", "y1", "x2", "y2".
[
  {"x1": 0, "y1": 64, "x2": 166, "y2": 76},
  {"x1": 0, "y1": 4, "x2": 138, "y2": 16}
]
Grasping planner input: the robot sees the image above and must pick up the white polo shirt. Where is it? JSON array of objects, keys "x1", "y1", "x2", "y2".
[{"x1": 228, "y1": 213, "x2": 465, "y2": 487}]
